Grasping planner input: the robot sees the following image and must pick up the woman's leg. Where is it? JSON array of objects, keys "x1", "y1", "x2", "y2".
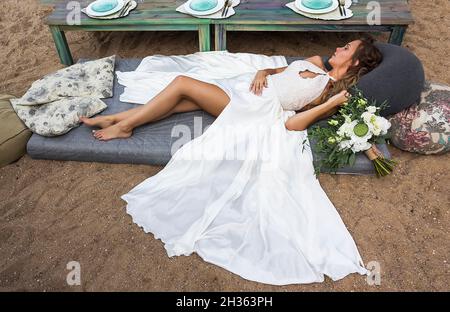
[
  {"x1": 93, "y1": 75, "x2": 230, "y2": 140},
  {"x1": 80, "y1": 98, "x2": 201, "y2": 128},
  {"x1": 80, "y1": 106, "x2": 143, "y2": 128},
  {"x1": 151, "y1": 98, "x2": 203, "y2": 121}
]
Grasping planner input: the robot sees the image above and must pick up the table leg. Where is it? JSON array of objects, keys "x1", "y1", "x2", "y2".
[
  {"x1": 198, "y1": 24, "x2": 211, "y2": 52},
  {"x1": 214, "y1": 24, "x2": 226, "y2": 51},
  {"x1": 388, "y1": 26, "x2": 407, "y2": 46},
  {"x1": 49, "y1": 26, "x2": 74, "y2": 65}
]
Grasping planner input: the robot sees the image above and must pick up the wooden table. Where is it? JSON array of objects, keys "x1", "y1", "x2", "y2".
[
  {"x1": 42, "y1": 0, "x2": 414, "y2": 65},
  {"x1": 213, "y1": 0, "x2": 414, "y2": 50},
  {"x1": 41, "y1": 0, "x2": 212, "y2": 65}
]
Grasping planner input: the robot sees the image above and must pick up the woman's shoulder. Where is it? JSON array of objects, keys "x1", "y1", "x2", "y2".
[
  {"x1": 305, "y1": 55, "x2": 325, "y2": 67},
  {"x1": 296, "y1": 56, "x2": 326, "y2": 72}
]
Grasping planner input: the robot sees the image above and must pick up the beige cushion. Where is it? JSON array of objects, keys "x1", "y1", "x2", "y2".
[
  {"x1": 9, "y1": 56, "x2": 115, "y2": 136},
  {"x1": 0, "y1": 94, "x2": 32, "y2": 167}
]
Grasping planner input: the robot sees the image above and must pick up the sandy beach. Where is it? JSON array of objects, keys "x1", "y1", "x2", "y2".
[{"x1": 0, "y1": 0, "x2": 449, "y2": 291}]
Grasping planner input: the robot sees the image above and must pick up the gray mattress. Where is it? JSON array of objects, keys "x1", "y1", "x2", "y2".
[{"x1": 27, "y1": 57, "x2": 390, "y2": 175}]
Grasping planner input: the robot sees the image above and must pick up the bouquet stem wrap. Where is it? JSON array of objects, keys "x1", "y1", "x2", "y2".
[
  {"x1": 364, "y1": 144, "x2": 383, "y2": 160},
  {"x1": 364, "y1": 144, "x2": 397, "y2": 177}
]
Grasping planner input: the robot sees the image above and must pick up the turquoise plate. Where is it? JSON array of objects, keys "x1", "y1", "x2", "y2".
[
  {"x1": 91, "y1": 0, "x2": 119, "y2": 13},
  {"x1": 301, "y1": 0, "x2": 333, "y2": 10},
  {"x1": 189, "y1": 0, "x2": 219, "y2": 12}
]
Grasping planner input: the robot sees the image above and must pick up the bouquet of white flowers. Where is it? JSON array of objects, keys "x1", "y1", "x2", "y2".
[{"x1": 307, "y1": 88, "x2": 397, "y2": 177}]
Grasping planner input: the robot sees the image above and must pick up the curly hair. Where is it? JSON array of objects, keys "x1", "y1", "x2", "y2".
[{"x1": 300, "y1": 34, "x2": 383, "y2": 114}]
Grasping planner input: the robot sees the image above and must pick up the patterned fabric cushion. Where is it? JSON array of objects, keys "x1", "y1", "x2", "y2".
[
  {"x1": 10, "y1": 56, "x2": 115, "y2": 136},
  {"x1": 12, "y1": 97, "x2": 107, "y2": 136},
  {"x1": 10, "y1": 56, "x2": 115, "y2": 106},
  {"x1": 388, "y1": 81, "x2": 450, "y2": 155}
]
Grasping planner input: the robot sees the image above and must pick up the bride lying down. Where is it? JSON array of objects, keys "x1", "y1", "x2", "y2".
[{"x1": 81, "y1": 35, "x2": 383, "y2": 285}]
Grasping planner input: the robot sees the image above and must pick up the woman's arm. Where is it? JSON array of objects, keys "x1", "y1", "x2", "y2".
[
  {"x1": 262, "y1": 67, "x2": 288, "y2": 75},
  {"x1": 250, "y1": 66, "x2": 287, "y2": 95},
  {"x1": 285, "y1": 90, "x2": 350, "y2": 131},
  {"x1": 250, "y1": 57, "x2": 321, "y2": 95}
]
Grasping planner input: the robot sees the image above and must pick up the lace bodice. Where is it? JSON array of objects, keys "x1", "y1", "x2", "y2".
[{"x1": 270, "y1": 60, "x2": 337, "y2": 111}]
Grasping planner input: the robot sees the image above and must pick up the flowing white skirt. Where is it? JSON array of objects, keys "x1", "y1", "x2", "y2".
[{"x1": 121, "y1": 68, "x2": 368, "y2": 285}]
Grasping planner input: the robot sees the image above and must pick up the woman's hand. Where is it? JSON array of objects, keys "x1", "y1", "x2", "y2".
[
  {"x1": 327, "y1": 90, "x2": 351, "y2": 108},
  {"x1": 249, "y1": 70, "x2": 269, "y2": 96}
]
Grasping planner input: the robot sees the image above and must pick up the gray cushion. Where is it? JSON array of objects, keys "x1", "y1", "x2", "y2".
[
  {"x1": 27, "y1": 57, "x2": 390, "y2": 174},
  {"x1": 356, "y1": 42, "x2": 425, "y2": 117}
]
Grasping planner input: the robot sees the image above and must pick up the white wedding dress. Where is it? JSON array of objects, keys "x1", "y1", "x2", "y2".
[{"x1": 117, "y1": 51, "x2": 368, "y2": 285}]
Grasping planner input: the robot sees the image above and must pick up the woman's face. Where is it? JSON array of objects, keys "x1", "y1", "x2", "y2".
[{"x1": 329, "y1": 40, "x2": 362, "y2": 69}]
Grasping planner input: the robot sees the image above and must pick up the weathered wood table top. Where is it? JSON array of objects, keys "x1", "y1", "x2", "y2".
[
  {"x1": 42, "y1": 0, "x2": 210, "y2": 26},
  {"x1": 41, "y1": 0, "x2": 414, "y2": 64},
  {"x1": 213, "y1": 0, "x2": 413, "y2": 50},
  {"x1": 214, "y1": 0, "x2": 413, "y2": 26},
  {"x1": 40, "y1": 0, "x2": 213, "y2": 65}
]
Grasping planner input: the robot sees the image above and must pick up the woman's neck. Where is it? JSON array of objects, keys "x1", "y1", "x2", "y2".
[
  {"x1": 328, "y1": 65, "x2": 346, "y2": 81},
  {"x1": 327, "y1": 70, "x2": 338, "y2": 81},
  {"x1": 317, "y1": 58, "x2": 339, "y2": 81}
]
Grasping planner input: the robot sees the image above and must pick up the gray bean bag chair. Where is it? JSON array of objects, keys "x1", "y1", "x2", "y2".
[{"x1": 319, "y1": 42, "x2": 425, "y2": 117}]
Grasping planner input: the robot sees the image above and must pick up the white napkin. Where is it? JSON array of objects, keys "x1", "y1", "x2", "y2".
[
  {"x1": 82, "y1": 0, "x2": 137, "y2": 19},
  {"x1": 286, "y1": 0, "x2": 353, "y2": 20},
  {"x1": 176, "y1": 0, "x2": 240, "y2": 19}
]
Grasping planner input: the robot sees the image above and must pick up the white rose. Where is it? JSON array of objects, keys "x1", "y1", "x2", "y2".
[
  {"x1": 362, "y1": 112, "x2": 375, "y2": 124},
  {"x1": 339, "y1": 139, "x2": 353, "y2": 151},
  {"x1": 376, "y1": 116, "x2": 391, "y2": 135},
  {"x1": 366, "y1": 106, "x2": 377, "y2": 114},
  {"x1": 351, "y1": 140, "x2": 372, "y2": 153},
  {"x1": 343, "y1": 114, "x2": 352, "y2": 124}
]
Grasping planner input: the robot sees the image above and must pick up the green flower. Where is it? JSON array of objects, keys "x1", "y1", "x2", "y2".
[
  {"x1": 357, "y1": 98, "x2": 368, "y2": 107},
  {"x1": 353, "y1": 123, "x2": 369, "y2": 137},
  {"x1": 327, "y1": 137, "x2": 336, "y2": 144},
  {"x1": 328, "y1": 119, "x2": 339, "y2": 126},
  {"x1": 343, "y1": 114, "x2": 352, "y2": 123}
]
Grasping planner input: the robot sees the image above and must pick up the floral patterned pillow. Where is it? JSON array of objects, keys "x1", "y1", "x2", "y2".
[
  {"x1": 10, "y1": 56, "x2": 115, "y2": 106},
  {"x1": 388, "y1": 81, "x2": 450, "y2": 155},
  {"x1": 12, "y1": 97, "x2": 107, "y2": 137},
  {"x1": 10, "y1": 56, "x2": 115, "y2": 136}
]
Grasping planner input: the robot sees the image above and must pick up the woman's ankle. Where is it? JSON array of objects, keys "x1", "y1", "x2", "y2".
[
  {"x1": 108, "y1": 115, "x2": 118, "y2": 124},
  {"x1": 117, "y1": 121, "x2": 134, "y2": 133}
]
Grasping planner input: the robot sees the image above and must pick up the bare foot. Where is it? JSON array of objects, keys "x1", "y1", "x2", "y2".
[
  {"x1": 80, "y1": 116, "x2": 115, "y2": 129},
  {"x1": 92, "y1": 123, "x2": 132, "y2": 141}
]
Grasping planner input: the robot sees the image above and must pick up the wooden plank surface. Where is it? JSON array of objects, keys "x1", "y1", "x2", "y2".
[
  {"x1": 213, "y1": 0, "x2": 413, "y2": 26},
  {"x1": 41, "y1": 0, "x2": 413, "y2": 26},
  {"x1": 41, "y1": 0, "x2": 210, "y2": 26}
]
